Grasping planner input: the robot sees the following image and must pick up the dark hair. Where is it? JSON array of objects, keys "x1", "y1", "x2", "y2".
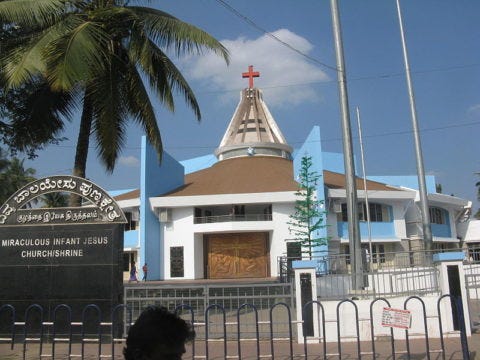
[{"x1": 123, "y1": 306, "x2": 195, "y2": 360}]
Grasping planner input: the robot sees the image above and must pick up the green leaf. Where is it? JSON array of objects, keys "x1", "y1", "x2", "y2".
[
  {"x1": 45, "y1": 18, "x2": 110, "y2": 91},
  {"x1": 0, "y1": 0, "x2": 67, "y2": 28},
  {"x1": 129, "y1": 30, "x2": 201, "y2": 120},
  {"x1": 128, "y1": 6, "x2": 229, "y2": 63}
]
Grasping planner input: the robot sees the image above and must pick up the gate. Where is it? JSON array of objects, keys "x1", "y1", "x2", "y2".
[{"x1": 464, "y1": 261, "x2": 480, "y2": 331}]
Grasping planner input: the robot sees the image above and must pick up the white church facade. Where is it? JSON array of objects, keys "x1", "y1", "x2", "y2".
[{"x1": 114, "y1": 68, "x2": 474, "y2": 281}]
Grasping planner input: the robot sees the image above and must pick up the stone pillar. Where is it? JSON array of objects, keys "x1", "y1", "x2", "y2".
[
  {"x1": 433, "y1": 252, "x2": 471, "y2": 337},
  {"x1": 293, "y1": 260, "x2": 319, "y2": 343}
]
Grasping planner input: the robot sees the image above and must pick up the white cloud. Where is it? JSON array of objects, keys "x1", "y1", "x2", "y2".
[
  {"x1": 467, "y1": 104, "x2": 480, "y2": 117},
  {"x1": 119, "y1": 156, "x2": 140, "y2": 167},
  {"x1": 182, "y1": 29, "x2": 329, "y2": 107}
]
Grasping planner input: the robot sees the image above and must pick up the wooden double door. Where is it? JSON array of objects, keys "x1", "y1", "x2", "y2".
[{"x1": 206, "y1": 232, "x2": 269, "y2": 279}]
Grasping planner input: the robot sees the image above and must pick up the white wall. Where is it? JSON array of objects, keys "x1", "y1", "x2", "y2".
[
  {"x1": 391, "y1": 201, "x2": 408, "y2": 239},
  {"x1": 162, "y1": 207, "x2": 195, "y2": 280},
  {"x1": 271, "y1": 203, "x2": 296, "y2": 275},
  {"x1": 194, "y1": 233, "x2": 204, "y2": 279},
  {"x1": 310, "y1": 295, "x2": 456, "y2": 342},
  {"x1": 160, "y1": 202, "x2": 295, "y2": 280}
]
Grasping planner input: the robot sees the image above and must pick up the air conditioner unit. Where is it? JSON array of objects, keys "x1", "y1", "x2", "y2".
[
  {"x1": 159, "y1": 208, "x2": 172, "y2": 222},
  {"x1": 333, "y1": 201, "x2": 342, "y2": 213}
]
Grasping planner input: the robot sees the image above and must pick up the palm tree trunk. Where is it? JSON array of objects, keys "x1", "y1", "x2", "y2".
[{"x1": 69, "y1": 89, "x2": 94, "y2": 207}]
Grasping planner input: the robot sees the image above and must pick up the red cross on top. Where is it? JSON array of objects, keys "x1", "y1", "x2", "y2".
[{"x1": 242, "y1": 65, "x2": 260, "y2": 88}]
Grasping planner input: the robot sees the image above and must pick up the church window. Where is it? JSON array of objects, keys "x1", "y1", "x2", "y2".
[
  {"x1": 429, "y1": 207, "x2": 446, "y2": 224},
  {"x1": 194, "y1": 207, "x2": 202, "y2": 218},
  {"x1": 287, "y1": 241, "x2": 302, "y2": 259},
  {"x1": 340, "y1": 203, "x2": 390, "y2": 222},
  {"x1": 170, "y1": 247, "x2": 184, "y2": 277},
  {"x1": 124, "y1": 211, "x2": 138, "y2": 231}
]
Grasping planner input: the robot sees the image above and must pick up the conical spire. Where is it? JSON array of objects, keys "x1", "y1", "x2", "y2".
[{"x1": 215, "y1": 66, "x2": 292, "y2": 161}]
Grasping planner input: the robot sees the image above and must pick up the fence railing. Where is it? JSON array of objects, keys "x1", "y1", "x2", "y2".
[
  {"x1": 0, "y1": 296, "x2": 471, "y2": 359},
  {"x1": 124, "y1": 282, "x2": 294, "y2": 328},
  {"x1": 194, "y1": 213, "x2": 272, "y2": 224},
  {"x1": 277, "y1": 248, "x2": 477, "y2": 299}
]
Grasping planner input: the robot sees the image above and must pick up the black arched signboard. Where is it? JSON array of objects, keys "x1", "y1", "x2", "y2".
[{"x1": 0, "y1": 176, "x2": 126, "y2": 321}]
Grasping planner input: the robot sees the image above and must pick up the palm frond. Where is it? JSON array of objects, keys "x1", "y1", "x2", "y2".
[
  {"x1": 129, "y1": 31, "x2": 201, "y2": 120},
  {"x1": 1, "y1": 77, "x2": 78, "y2": 157},
  {"x1": 45, "y1": 18, "x2": 111, "y2": 91},
  {"x1": 1, "y1": 15, "x2": 82, "y2": 89},
  {"x1": 128, "y1": 31, "x2": 174, "y2": 110},
  {"x1": 89, "y1": 56, "x2": 128, "y2": 172},
  {"x1": 127, "y1": 6, "x2": 229, "y2": 63},
  {"x1": 0, "y1": 0, "x2": 67, "y2": 28},
  {"x1": 1, "y1": 38, "x2": 46, "y2": 88},
  {"x1": 123, "y1": 61, "x2": 162, "y2": 161}
]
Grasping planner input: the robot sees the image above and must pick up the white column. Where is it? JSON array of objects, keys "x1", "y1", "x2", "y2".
[{"x1": 293, "y1": 261, "x2": 319, "y2": 343}]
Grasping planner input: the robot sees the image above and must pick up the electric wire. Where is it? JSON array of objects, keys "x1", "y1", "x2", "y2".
[
  {"x1": 214, "y1": 0, "x2": 338, "y2": 72},
  {"x1": 47, "y1": 119, "x2": 480, "y2": 152}
]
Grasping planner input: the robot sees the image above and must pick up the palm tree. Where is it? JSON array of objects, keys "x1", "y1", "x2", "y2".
[
  {"x1": 41, "y1": 192, "x2": 68, "y2": 208},
  {"x1": 0, "y1": 155, "x2": 36, "y2": 205},
  {"x1": 0, "y1": 0, "x2": 229, "y2": 205},
  {"x1": 0, "y1": 148, "x2": 11, "y2": 203},
  {"x1": 1, "y1": 19, "x2": 70, "y2": 158}
]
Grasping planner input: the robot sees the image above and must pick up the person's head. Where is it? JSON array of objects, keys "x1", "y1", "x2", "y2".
[{"x1": 124, "y1": 306, "x2": 195, "y2": 360}]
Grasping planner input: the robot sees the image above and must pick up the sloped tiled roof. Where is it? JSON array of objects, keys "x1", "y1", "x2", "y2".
[
  {"x1": 114, "y1": 189, "x2": 140, "y2": 201},
  {"x1": 323, "y1": 171, "x2": 396, "y2": 191},
  {"x1": 160, "y1": 156, "x2": 397, "y2": 197},
  {"x1": 113, "y1": 156, "x2": 398, "y2": 201},
  {"x1": 162, "y1": 156, "x2": 298, "y2": 197}
]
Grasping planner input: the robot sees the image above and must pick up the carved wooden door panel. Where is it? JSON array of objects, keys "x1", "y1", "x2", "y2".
[
  {"x1": 207, "y1": 233, "x2": 268, "y2": 279},
  {"x1": 209, "y1": 237, "x2": 236, "y2": 278}
]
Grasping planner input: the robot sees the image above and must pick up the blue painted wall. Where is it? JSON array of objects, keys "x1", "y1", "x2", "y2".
[
  {"x1": 337, "y1": 221, "x2": 396, "y2": 239},
  {"x1": 140, "y1": 136, "x2": 185, "y2": 280},
  {"x1": 431, "y1": 223, "x2": 452, "y2": 238},
  {"x1": 180, "y1": 154, "x2": 217, "y2": 174},
  {"x1": 124, "y1": 230, "x2": 139, "y2": 248},
  {"x1": 431, "y1": 208, "x2": 452, "y2": 238},
  {"x1": 323, "y1": 151, "x2": 355, "y2": 174}
]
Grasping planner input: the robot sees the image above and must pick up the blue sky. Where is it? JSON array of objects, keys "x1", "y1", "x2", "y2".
[{"x1": 27, "y1": 0, "x2": 480, "y2": 210}]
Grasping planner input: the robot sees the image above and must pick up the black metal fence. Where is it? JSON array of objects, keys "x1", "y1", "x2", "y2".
[
  {"x1": 0, "y1": 295, "x2": 472, "y2": 359},
  {"x1": 124, "y1": 282, "x2": 294, "y2": 327},
  {"x1": 277, "y1": 248, "x2": 480, "y2": 300}
]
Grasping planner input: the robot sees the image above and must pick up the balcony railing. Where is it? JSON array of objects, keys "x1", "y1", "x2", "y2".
[{"x1": 194, "y1": 213, "x2": 272, "y2": 224}]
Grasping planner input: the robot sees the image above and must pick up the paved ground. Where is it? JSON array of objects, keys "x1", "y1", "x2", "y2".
[{"x1": 1, "y1": 331, "x2": 479, "y2": 359}]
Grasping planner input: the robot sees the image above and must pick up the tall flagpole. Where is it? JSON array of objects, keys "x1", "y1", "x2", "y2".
[
  {"x1": 330, "y1": 0, "x2": 364, "y2": 289},
  {"x1": 396, "y1": 0, "x2": 433, "y2": 251},
  {"x1": 356, "y1": 107, "x2": 373, "y2": 261}
]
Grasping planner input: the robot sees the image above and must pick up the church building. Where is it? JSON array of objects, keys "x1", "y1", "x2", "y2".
[{"x1": 114, "y1": 66, "x2": 473, "y2": 281}]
